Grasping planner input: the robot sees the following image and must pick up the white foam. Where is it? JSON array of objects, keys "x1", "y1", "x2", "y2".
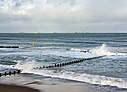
[
  {"x1": 61, "y1": 71, "x2": 127, "y2": 89},
  {"x1": 70, "y1": 44, "x2": 127, "y2": 57},
  {"x1": 50, "y1": 51, "x2": 97, "y2": 58},
  {"x1": 0, "y1": 65, "x2": 19, "y2": 73},
  {"x1": 13, "y1": 59, "x2": 39, "y2": 73},
  {"x1": 16, "y1": 64, "x2": 127, "y2": 88},
  {"x1": 0, "y1": 65, "x2": 11, "y2": 70},
  {"x1": 67, "y1": 44, "x2": 113, "y2": 58},
  {"x1": 49, "y1": 71, "x2": 127, "y2": 89},
  {"x1": 90, "y1": 44, "x2": 113, "y2": 56},
  {"x1": 70, "y1": 48, "x2": 81, "y2": 52},
  {"x1": 1, "y1": 44, "x2": 125, "y2": 60},
  {"x1": 14, "y1": 61, "x2": 127, "y2": 89},
  {"x1": 1, "y1": 43, "x2": 127, "y2": 89}
]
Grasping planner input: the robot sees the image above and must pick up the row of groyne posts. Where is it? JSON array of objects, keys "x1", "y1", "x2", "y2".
[
  {"x1": 0, "y1": 45, "x2": 27, "y2": 77},
  {"x1": 0, "y1": 46, "x2": 20, "y2": 77},
  {"x1": 0, "y1": 69, "x2": 21, "y2": 77},
  {"x1": 0, "y1": 55, "x2": 106, "y2": 77},
  {"x1": 34, "y1": 55, "x2": 106, "y2": 69}
]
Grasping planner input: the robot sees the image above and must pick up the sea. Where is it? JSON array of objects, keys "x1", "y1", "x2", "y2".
[{"x1": 0, "y1": 33, "x2": 127, "y2": 91}]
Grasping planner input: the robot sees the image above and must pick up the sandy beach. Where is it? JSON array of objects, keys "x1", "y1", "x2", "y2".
[
  {"x1": 0, "y1": 84, "x2": 39, "y2": 92},
  {"x1": 0, "y1": 74, "x2": 109, "y2": 92},
  {"x1": 0, "y1": 83, "x2": 104, "y2": 92}
]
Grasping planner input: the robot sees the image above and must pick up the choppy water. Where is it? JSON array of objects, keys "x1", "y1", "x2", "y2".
[{"x1": 0, "y1": 33, "x2": 127, "y2": 91}]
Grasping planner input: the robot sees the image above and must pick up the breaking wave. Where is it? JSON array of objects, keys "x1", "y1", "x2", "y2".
[
  {"x1": 71, "y1": 44, "x2": 126, "y2": 56},
  {"x1": 13, "y1": 60, "x2": 127, "y2": 89},
  {"x1": 1, "y1": 44, "x2": 127, "y2": 89}
]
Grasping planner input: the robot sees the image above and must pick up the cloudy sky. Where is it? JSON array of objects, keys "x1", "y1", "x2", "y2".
[{"x1": 0, "y1": 0, "x2": 127, "y2": 33}]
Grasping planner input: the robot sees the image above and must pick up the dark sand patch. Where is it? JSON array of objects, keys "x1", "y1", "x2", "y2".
[{"x1": 0, "y1": 84, "x2": 40, "y2": 92}]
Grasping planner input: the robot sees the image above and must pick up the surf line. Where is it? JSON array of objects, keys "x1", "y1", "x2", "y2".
[
  {"x1": 0, "y1": 69, "x2": 21, "y2": 77},
  {"x1": 33, "y1": 55, "x2": 106, "y2": 69}
]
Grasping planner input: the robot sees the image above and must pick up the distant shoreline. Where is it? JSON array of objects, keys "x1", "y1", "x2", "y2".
[{"x1": 0, "y1": 32, "x2": 126, "y2": 34}]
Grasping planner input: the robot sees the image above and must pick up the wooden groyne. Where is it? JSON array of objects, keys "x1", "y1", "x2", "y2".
[
  {"x1": 0, "y1": 46, "x2": 19, "y2": 48},
  {"x1": 0, "y1": 56, "x2": 105, "y2": 77},
  {"x1": 0, "y1": 69, "x2": 21, "y2": 77},
  {"x1": 34, "y1": 55, "x2": 106, "y2": 69}
]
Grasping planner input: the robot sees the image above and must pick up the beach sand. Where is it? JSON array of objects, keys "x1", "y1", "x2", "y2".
[
  {"x1": 0, "y1": 74, "x2": 108, "y2": 92},
  {"x1": 0, "y1": 83, "x2": 105, "y2": 92},
  {"x1": 0, "y1": 84, "x2": 39, "y2": 92}
]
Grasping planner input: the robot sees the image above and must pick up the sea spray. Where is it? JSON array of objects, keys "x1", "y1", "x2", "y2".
[
  {"x1": 12, "y1": 57, "x2": 127, "y2": 89},
  {"x1": 6, "y1": 43, "x2": 127, "y2": 89},
  {"x1": 91, "y1": 44, "x2": 114, "y2": 56},
  {"x1": 13, "y1": 61, "x2": 127, "y2": 89},
  {"x1": 13, "y1": 59, "x2": 40, "y2": 73},
  {"x1": 70, "y1": 44, "x2": 114, "y2": 57}
]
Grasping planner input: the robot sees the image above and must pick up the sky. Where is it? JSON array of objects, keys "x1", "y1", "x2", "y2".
[{"x1": 0, "y1": 0, "x2": 127, "y2": 33}]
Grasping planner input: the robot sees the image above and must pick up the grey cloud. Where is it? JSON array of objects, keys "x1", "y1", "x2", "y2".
[
  {"x1": 0, "y1": 13, "x2": 30, "y2": 23},
  {"x1": 0, "y1": 0, "x2": 127, "y2": 33},
  {"x1": 47, "y1": 0, "x2": 77, "y2": 6}
]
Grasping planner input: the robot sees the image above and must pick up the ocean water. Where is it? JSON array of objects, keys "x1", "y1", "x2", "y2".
[{"x1": 0, "y1": 33, "x2": 127, "y2": 91}]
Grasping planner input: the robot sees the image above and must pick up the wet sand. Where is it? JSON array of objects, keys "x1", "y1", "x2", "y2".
[
  {"x1": 0, "y1": 84, "x2": 39, "y2": 92},
  {"x1": 0, "y1": 83, "x2": 106, "y2": 92},
  {"x1": 0, "y1": 74, "x2": 108, "y2": 92}
]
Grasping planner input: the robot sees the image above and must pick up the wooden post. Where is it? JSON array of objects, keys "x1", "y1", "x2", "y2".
[{"x1": 32, "y1": 41, "x2": 35, "y2": 49}]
